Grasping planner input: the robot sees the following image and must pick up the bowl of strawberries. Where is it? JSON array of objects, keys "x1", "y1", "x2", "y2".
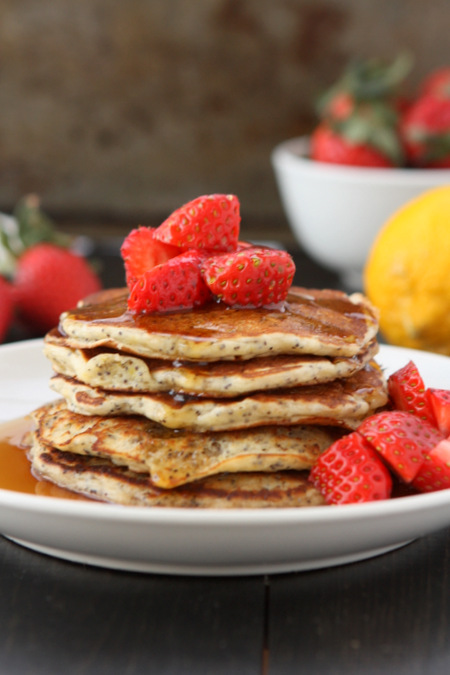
[{"x1": 272, "y1": 55, "x2": 450, "y2": 289}]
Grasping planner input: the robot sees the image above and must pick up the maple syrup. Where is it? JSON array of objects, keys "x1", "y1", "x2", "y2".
[
  {"x1": 0, "y1": 417, "x2": 85, "y2": 500},
  {"x1": 61, "y1": 286, "x2": 375, "y2": 346}
]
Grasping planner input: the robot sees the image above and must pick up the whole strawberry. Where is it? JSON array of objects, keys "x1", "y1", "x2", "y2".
[
  {"x1": 318, "y1": 53, "x2": 412, "y2": 120},
  {"x1": 0, "y1": 276, "x2": 14, "y2": 342},
  {"x1": 15, "y1": 243, "x2": 101, "y2": 333},
  {"x1": 311, "y1": 54, "x2": 411, "y2": 167},
  {"x1": 201, "y1": 247, "x2": 295, "y2": 307},
  {"x1": 420, "y1": 67, "x2": 450, "y2": 98},
  {"x1": 310, "y1": 124, "x2": 397, "y2": 167},
  {"x1": 401, "y1": 92, "x2": 450, "y2": 167}
]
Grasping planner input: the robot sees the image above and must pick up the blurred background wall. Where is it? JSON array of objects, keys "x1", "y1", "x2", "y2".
[{"x1": 0, "y1": 0, "x2": 448, "y2": 238}]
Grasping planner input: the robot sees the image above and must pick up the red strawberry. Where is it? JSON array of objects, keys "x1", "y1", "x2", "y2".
[
  {"x1": 155, "y1": 194, "x2": 240, "y2": 252},
  {"x1": 0, "y1": 276, "x2": 15, "y2": 342},
  {"x1": 309, "y1": 431, "x2": 393, "y2": 505},
  {"x1": 358, "y1": 410, "x2": 443, "y2": 483},
  {"x1": 427, "y1": 388, "x2": 450, "y2": 436},
  {"x1": 310, "y1": 124, "x2": 397, "y2": 168},
  {"x1": 120, "y1": 226, "x2": 179, "y2": 288},
  {"x1": 401, "y1": 93, "x2": 450, "y2": 167},
  {"x1": 127, "y1": 250, "x2": 211, "y2": 314},
  {"x1": 413, "y1": 439, "x2": 450, "y2": 493},
  {"x1": 201, "y1": 247, "x2": 295, "y2": 307},
  {"x1": 312, "y1": 55, "x2": 412, "y2": 168},
  {"x1": 317, "y1": 54, "x2": 412, "y2": 123},
  {"x1": 420, "y1": 67, "x2": 450, "y2": 97},
  {"x1": 388, "y1": 360, "x2": 436, "y2": 426},
  {"x1": 323, "y1": 92, "x2": 355, "y2": 120},
  {"x1": 14, "y1": 243, "x2": 101, "y2": 333}
]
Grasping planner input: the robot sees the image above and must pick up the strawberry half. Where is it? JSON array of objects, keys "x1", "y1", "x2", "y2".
[
  {"x1": 127, "y1": 251, "x2": 211, "y2": 314},
  {"x1": 427, "y1": 388, "x2": 450, "y2": 436},
  {"x1": 358, "y1": 410, "x2": 443, "y2": 483},
  {"x1": 309, "y1": 431, "x2": 393, "y2": 505},
  {"x1": 120, "y1": 226, "x2": 179, "y2": 288},
  {"x1": 413, "y1": 439, "x2": 450, "y2": 493},
  {"x1": 388, "y1": 360, "x2": 437, "y2": 426},
  {"x1": 201, "y1": 247, "x2": 295, "y2": 307},
  {"x1": 155, "y1": 194, "x2": 240, "y2": 252}
]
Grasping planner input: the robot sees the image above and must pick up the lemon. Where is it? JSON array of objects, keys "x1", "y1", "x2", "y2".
[{"x1": 364, "y1": 185, "x2": 450, "y2": 354}]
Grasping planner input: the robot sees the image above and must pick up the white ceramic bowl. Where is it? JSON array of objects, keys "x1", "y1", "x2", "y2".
[{"x1": 272, "y1": 136, "x2": 450, "y2": 288}]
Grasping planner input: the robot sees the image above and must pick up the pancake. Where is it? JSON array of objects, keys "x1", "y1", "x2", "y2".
[
  {"x1": 31, "y1": 400, "x2": 339, "y2": 488},
  {"x1": 44, "y1": 330, "x2": 379, "y2": 397},
  {"x1": 27, "y1": 435, "x2": 326, "y2": 507},
  {"x1": 49, "y1": 362, "x2": 388, "y2": 432},
  {"x1": 58, "y1": 286, "x2": 379, "y2": 361}
]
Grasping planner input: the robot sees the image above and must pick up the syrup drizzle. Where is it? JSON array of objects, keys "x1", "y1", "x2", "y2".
[{"x1": 0, "y1": 417, "x2": 85, "y2": 500}]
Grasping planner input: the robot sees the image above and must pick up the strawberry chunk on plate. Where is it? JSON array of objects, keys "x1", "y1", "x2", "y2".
[
  {"x1": 358, "y1": 410, "x2": 443, "y2": 483},
  {"x1": 413, "y1": 439, "x2": 450, "y2": 493},
  {"x1": 388, "y1": 360, "x2": 437, "y2": 426},
  {"x1": 427, "y1": 388, "x2": 450, "y2": 437},
  {"x1": 309, "y1": 431, "x2": 393, "y2": 505}
]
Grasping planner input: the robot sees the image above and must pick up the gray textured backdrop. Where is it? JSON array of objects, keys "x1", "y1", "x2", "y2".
[{"x1": 0, "y1": 0, "x2": 447, "y2": 224}]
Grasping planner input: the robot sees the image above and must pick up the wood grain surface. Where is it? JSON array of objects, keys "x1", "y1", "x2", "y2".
[{"x1": 1, "y1": 530, "x2": 450, "y2": 674}]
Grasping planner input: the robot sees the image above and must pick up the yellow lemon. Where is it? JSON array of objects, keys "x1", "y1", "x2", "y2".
[{"x1": 364, "y1": 185, "x2": 450, "y2": 354}]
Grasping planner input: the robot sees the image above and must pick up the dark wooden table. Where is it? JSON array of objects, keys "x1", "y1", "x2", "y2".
[{"x1": 2, "y1": 242, "x2": 450, "y2": 675}]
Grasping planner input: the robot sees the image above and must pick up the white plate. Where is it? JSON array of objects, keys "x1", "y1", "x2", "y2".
[{"x1": 1, "y1": 339, "x2": 450, "y2": 576}]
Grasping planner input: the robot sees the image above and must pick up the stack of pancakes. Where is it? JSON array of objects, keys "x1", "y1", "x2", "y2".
[{"x1": 27, "y1": 286, "x2": 388, "y2": 507}]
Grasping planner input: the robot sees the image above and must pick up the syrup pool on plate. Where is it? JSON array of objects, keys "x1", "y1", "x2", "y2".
[{"x1": 0, "y1": 417, "x2": 85, "y2": 500}]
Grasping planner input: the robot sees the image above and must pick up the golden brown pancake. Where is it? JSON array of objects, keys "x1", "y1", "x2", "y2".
[
  {"x1": 44, "y1": 329, "x2": 379, "y2": 397},
  {"x1": 31, "y1": 400, "x2": 339, "y2": 488},
  {"x1": 27, "y1": 434, "x2": 326, "y2": 508},
  {"x1": 49, "y1": 363, "x2": 388, "y2": 431},
  {"x1": 58, "y1": 286, "x2": 379, "y2": 361}
]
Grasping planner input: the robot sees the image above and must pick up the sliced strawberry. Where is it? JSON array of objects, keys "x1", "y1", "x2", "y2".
[
  {"x1": 309, "y1": 431, "x2": 393, "y2": 505},
  {"x1": 120, "y1": 227, "x2": 179, "y2": 288},
  {"x1": 358, "y1": 410, "x2": 443, "y2": 483},
  {"x1": 127, "y1": 251, "x2": 211, "y2": 314},
  {"x1": 427, "y1": 388, "x2": 450, "y2": 436},
  {"x1": 413, "y1": 439, "x2": 450, "y2": 493},
  {"x1": 201, "y1": 247, "x2": 295, "y2": 307},
  {"x1": 388, "y1": 360, "x2": 436, "y2": 426},
  {"x1": 155, "y1": 194, "x2": 240, "y2": 252}
]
